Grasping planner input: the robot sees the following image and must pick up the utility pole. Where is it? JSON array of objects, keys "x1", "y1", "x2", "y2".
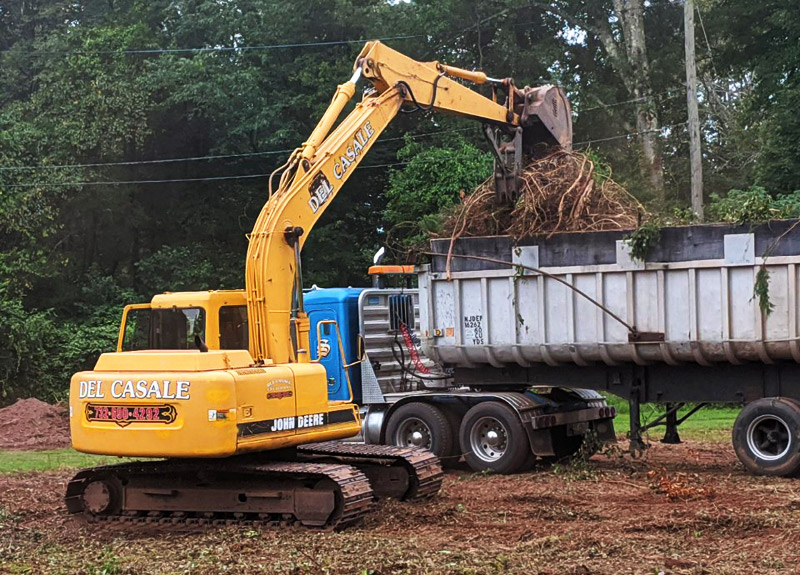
[{"x1": 684, "y1": 0, "x2": 704, "y2": 220}]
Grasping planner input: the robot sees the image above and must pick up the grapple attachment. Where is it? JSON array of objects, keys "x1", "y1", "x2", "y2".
[{"x1": 486, "y1": 85, "x2": 573, "y2": 203}]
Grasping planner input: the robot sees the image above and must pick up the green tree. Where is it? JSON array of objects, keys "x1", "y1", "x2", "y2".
[{"x1": 383, "y1": 135, "x2": 492, "y2": 251}]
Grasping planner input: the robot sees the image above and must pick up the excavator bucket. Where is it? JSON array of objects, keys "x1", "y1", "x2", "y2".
[{"x1": 487, "y1": 85, "x2": 573, "y2": 203}]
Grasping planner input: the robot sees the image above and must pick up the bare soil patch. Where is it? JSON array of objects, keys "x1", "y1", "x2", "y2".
[
  {"x1": 0, "y1": 398, "x2": 70, "y2": 451},
  {"x1": 1, "y1": 439, "x2": 798, "y2": 574}
]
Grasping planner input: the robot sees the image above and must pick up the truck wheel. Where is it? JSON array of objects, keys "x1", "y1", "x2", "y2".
[
  {"x1": 459, "y1": 402, "x2": 531, "y2": 474},
  {"x1": 386, "y1": 403, "x2": 455, "y2": 460},
  {"x1": 732, "y1": 398, "x2": 800, "y2": 477}
]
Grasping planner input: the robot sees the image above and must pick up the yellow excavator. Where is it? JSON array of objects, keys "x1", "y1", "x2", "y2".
[{"x1": 66, "y1": 41, "x2": 572, "y2": 529}]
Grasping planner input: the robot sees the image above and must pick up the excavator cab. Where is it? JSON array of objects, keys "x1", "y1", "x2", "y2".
[
  {"x1": 117, "y1": 291, "x2": 248, "y2": 353},
  {"x1": 485, "y1": 85, "x2": 573, "y2": 203}
]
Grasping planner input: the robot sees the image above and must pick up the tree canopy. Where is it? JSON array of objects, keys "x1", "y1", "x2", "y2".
[{"x1": 0, "y1": 0, "x2": 798, "y2": 402}]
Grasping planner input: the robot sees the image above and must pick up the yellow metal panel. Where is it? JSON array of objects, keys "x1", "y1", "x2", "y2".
[
  {"x1": 70, "y1": 362, "x2": 362, "y2": 458},
  {"x1": 70, "y1": 369, "x2": 238, "y2": 458},
  {"x1": 94, "y1": 350, "x2": 255, "y2": 372},
  {"x1": 245, "y1": 88, "x2": 405, "y2": 365},
  {"x1": 289, "y1": 363, "x2": 330, "y2": 429},
  {"x1": 234, "y1": 364, "x2": 298, "y2": 451},
  {"x1": 357, "y1": 41, "x2": 515, "y2": 125},
  {"x1": 150, "y1": 290, "x2": 246, "y2": 309},
  {"x1": 233, "y1": 363, "x2": 361, "y2": 453}
]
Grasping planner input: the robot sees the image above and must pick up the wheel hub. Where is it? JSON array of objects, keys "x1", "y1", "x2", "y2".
[
  {"x1": 395, "y1": 418, "x2": 432, "y2": 450},
  {"x1": 746, "y1": 414, "x2": 792, "y2": 461},
  {"x1": 469, "y1": 416, "x2": 509, "y2": 463}
]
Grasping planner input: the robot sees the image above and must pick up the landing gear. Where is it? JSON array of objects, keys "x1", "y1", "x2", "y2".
[
  {"x1": 661, "y1": 403, "x2": 681, "y2": 444},
  {"x1": 732, "y1": 398, "x2": 800, "y2": 477}
]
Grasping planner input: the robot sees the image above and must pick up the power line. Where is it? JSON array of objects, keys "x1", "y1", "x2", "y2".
[
  {"x1": 574, "y1": 122, "x2": 688, "y2": 147},
  {"x1": 2, "y1": 160, "x2": 416, "y2": 187},
  {"x1": 1, "y1": 129, "x2": 477, "y2": 186},
  {"x1": 576, "y1": 90, "x2": 680, "y2": 113},
  {"x1": 0, "y1": 92, "x2": 686, "y2": 172},
  {"x1": 0, "y1": 149, "x2": 294, "y2": 171},
  {"x1": 0, "y1": 128, "x2": 475, "y2": 172},
  {"x1": 2, "y1": 92, "x2": 688, "y2": 173},
  {"x1": 694, "y1": 4, "x2": 719, "y2": 79},
  {"x1": 1, "y1": 126, "x2": 688, "y2": 188},
  {"x1": 3, "y1": 173, "x2": 272, "y2": 188},
  {"x1": 1, "y1": 34, "x2": 426, "y2": 56}
]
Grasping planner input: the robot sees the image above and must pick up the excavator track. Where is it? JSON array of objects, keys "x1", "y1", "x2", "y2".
[
  {"x1": 64, "y1": 458, "x2": 373, "y2": 530},
  {"x1": 298, "y1": 442, "x2": 443, "y2": 500}
]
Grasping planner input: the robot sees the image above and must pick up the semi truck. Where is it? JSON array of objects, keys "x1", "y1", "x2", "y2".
[{"x1": 113, "y1": 217, "x2": 800, "y2": 480}]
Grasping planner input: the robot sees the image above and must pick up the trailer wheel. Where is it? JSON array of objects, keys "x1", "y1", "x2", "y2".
[
  {"x1": 732, "y1": 398, "x2": 800, "y2": 477},
  {"x1": 460, "y1": 402, "x2": 531, "y2": 474},
  {"x1": 386, "y1": 403, "x2": 455, "y2": 460}
]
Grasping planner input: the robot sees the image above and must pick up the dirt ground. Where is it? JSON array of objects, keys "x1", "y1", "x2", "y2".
[
  {"x1": 0, "y1": 398, "x2": 71, "y2": 451},
  {"x1": 1, "y1": 440, "x2": 798, "y2": 575}
]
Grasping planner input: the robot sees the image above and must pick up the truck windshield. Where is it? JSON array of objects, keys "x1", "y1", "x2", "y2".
[{"x1": 122, "y1": 308, "x2": 206, "y2": 351}]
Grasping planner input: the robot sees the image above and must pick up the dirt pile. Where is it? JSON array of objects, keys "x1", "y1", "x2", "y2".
[
  {"x1": 441, "y1": 149, "x2": 645, "y2": 242},
  {"x1": 0, "y1": 398, "x2": 71, "y2": 451}
]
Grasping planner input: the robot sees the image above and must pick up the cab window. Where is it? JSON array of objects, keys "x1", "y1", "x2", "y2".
[
  {"x1": 122, "y1": 307, "x2": 206, "y2": 350},
  {"x1": 152, "y1": 308, "x2": 205, "y2": 349},
  {"x1": 121, "y1": 308, "x2": 151, "y2": 351},
  {"x1": 219, "y1": 305, "x2": 248, "y2": 349}
]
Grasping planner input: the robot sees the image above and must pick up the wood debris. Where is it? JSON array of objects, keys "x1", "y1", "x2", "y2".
[{"x1": 440, "y1": 149, "x2": 645, "y2": 242}]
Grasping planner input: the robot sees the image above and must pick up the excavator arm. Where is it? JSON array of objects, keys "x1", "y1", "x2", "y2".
[{"x1": 245, "y1": 41, "x2": 572, "y2": 366}]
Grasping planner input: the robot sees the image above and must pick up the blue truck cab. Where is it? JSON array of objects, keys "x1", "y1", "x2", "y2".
[{"x1": 305, "y1": 287, "x2": 365, "y2": 403}]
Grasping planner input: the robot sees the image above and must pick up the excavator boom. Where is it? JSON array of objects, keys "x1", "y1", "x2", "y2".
[{"x1": 246, "y1": 40, "x2": 572, "y2": 367}]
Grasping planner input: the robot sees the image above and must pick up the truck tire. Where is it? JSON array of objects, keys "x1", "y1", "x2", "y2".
[
  {"x1": 386, "y1": 403, "x2": 455, "y2": 461},
  {"x1": 732, "y1": 397, "x2": 800, "y2": 477},
  {"x1": 459, "y1": 402, "x2": 532, "y2": 474}
]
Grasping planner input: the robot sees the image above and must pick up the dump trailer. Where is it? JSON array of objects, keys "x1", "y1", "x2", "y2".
[{"x1": 421, "y1": 219, "x2": 800, "y2": 477}]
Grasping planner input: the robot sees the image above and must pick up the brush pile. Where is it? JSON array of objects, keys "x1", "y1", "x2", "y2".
[{"x1": 440, "y1": 149, "x2": 645, "y2": 242}]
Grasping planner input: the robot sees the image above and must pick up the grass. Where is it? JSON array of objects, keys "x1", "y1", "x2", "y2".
[
  {"x1": 0, "y1": 449, "x2": 132, "y2": 474},
  {"x1": 604, "y1": 394, "x2": 740, "y2": 442}
]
